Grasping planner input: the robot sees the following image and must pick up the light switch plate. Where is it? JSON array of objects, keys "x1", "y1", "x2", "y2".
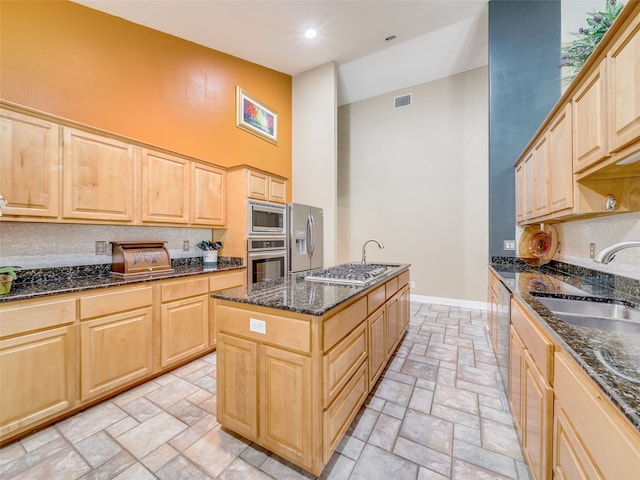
[
  {"x1": 503, "y1": 240, "x2": 516, "y2": 251},
  {"x1": 249, "y1": 318, "x2": 266, "y2": 335}
]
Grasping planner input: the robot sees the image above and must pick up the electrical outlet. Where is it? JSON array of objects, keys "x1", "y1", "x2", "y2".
[
  {"x1": 503, "y1": 240, "x2": 516, "y2": 251},
  {"x1": 410, "y1": 281, "x2": 416, "y2": 289},
  {"x1": 590, "y1": 243, "x2": 596, "y2": 259},
  {"x1": 95, "y1": 241, "x2": 106, "y2": 255},
  {"x1": 249, "y1": 318, "x2": 266, "y2": 335},
  {"x1": 183, "y1": 240, "x2": 190, "y2": 251}
]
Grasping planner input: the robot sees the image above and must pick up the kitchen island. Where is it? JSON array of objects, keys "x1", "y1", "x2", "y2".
[{"x1": 211, "y1": 263, "x2": 410, "y2": 476}]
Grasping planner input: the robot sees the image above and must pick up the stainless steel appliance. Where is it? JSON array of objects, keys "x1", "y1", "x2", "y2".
[
  {"x1": 248, "y1": 200, "x2": 286, "y2": 236},
  {"x1": 305, "y1": 263, "x2": 389, "y2": 286},
  {"x1": 247, "y1": 236, "x2": 287, "y2": 284},
  {"x1": 288, "y1": 203, "x2": 323, "y2": 273}
]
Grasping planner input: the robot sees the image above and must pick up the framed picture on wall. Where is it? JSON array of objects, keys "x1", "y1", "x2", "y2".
[{"x1": 236, "y1": 86, "x2": 278, "y2": 145}]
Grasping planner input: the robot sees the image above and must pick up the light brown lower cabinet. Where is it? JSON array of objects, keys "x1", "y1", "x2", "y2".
[
  {"x1": 0, "y1": 269, "x2": 245, "y2": 445},
  {"x1": 79, "y1": 286, "x2": 154, "y2": 401},
  {"x1": 159, "y1": 276, "x2": 209, "y2": 368},
  {"x1": 215, "y1": 270, "x2": 410, "y2": 476},
  {"x1": 553, "y1": 352, "x2": 640, "y2": 479},
  {"x1": 0, "y1": 296, "x2": 77, "y2": 440},
  {"x1": 509, "y1": 298, "x2": 554, "y2": 480}
]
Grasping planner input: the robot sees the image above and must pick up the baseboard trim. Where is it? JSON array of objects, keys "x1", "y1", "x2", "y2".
[{"x1": 410, "y1": 294, "x2": 488, "y2": 311}]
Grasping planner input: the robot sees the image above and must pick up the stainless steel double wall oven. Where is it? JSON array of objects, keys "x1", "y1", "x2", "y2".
[{"x1": 247, "y1": 200, "x2": 286, "y2": 284}]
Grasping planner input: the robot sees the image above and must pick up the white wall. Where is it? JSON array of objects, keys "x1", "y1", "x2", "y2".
[
  {"x1": 292, "y1": 62, "x2": 338, "y2": 267},
  {"x1": 338, "y1": 67, "x2": 489, "y2": 302}
]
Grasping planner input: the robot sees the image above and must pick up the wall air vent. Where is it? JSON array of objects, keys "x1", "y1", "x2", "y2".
[{"x1": 394, "y1": 93, "x2": 412, "y2": 109}]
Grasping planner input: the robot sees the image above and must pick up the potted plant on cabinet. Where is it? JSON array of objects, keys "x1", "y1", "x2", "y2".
[{"x1": 0, "y1": 266, "x2": 19, "y2": 295}]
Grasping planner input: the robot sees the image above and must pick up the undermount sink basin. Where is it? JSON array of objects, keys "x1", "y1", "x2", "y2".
[{"x1": 534, "y1": 296, "x2": 640, "y2": 335}]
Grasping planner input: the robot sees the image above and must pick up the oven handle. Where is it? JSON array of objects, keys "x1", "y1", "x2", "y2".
[{"x1": 248, "y1": 249, "x2": 287, "y2": 260}]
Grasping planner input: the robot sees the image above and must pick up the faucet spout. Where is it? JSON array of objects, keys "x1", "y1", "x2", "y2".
[
  {"x1": 361, "y1": 239, "x2": 384, "y2": 264},
  {"x1": 593, "y1": 241, "x2": 640, "y2": 264}
]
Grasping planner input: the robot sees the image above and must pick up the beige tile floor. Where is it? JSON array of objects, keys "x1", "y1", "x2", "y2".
[{"x1": 0, "y1": 302, "x2": 531, "y2": 479}]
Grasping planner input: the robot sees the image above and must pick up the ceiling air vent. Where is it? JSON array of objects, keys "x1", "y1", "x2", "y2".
[{"x1": 394, "y1": 93, "x2": 412, "y2": 109}]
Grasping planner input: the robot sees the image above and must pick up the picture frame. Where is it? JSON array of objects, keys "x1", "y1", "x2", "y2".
[{"x1": 236, "y1": 86, "x2": 278, "y2": 145}]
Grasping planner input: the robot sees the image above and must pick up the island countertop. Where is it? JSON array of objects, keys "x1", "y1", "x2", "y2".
[
  {"x1": 211, "y1": 263, "x2": 411, "y2": 316},
  {"x1": 490, "y1": 258, "x2": 640, "y2": 433}
]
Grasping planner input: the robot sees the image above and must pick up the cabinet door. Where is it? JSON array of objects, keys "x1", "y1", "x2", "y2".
[
  {"x1": 80, "y1": 307, "x2": 153, "y2": 401},
  {"x1": 268, "y1": 176, "x2": 286, "y2": 203},
  {"x1": 523, "y1": 150, "x2": 535, "y2": 220},
  {"x1": 217, "y1": 333, "x2": 258, "y2": 440},
  {"x1": 523, "y1": 350, "x2": 553, "y2": 480},
  {"x1": 191, "y1": 162, "x2": 225, "y2": 226},
  {"x1": 0, "y1": 325, "x2": 76, "y2": 439},
  {"x1": 368, "y1": 307, "x2": 386, "y2": 388},
  {"x1": 399, "y1": 285, "x2": 410, "y2": 334},
  {"x1": 515, "y1": 160, "x2": 526, "y2": 223},
  {"x1": 532, "y1": 135, "x2": 549, "y2": 218},
  {"x1": 553, "y1": 402, "x2": 602, "y2": 480},
  {"x1": 160, "y1": 294, "x2": 208, "y2": 367},
  {"x1": 62, "y1": 128, "x2": 134, "y2": 221},
  {"x1": 0, "y1": 109, "x2": 60, "y2": 218},
  {"x1": 260, "y1": 345, "x2": 312, "y2": 468},
  {"x1": 385, "y1": 293, "x2": 400, "y2": 357},
  {"x1": 573, "y1": 61, "x2": 608, "y2": 173},
  {"x1": 509, "y1": 326, "x2": 525, "y2": 433},
  {"x1": 247, "y1": 169, "x2": 268, "y2": 201},
  {"x1": 141, "y1": 149, "x2": 190, "y2": 224},
  {"x1": 608, "y1": 12, "x2": 640, "y2": 153},
  {"x1": 547, "y1": 104, "x2": 573, "y2": 214}
]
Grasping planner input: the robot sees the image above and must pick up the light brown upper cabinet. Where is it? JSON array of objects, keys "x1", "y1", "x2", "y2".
[
  {"x1": 607, "y1": 11, "x2": 640, "y2": 155},
  {"x1": 0, "y1": 108, "x2": 60, "y2": 219},
  {"x1": 141, "y1": 149, "x2": 190, "y2": 224},
  {"x1": 515, "y1": 2, "x2": 640, "y2": 225},
  {"x1": 63, "y1": 128, "x2": 135, "y2": 222},
  {"x1": 246, "y1": 168, "x2": 286, "y2": 204},
  {"x1": 546, "y1": 104, "x2": 573, "y2": 214},
  {"x1": 191, "y1": 162, "x2": 226, "y2": 226},
  {"x1": 572, "y1": 61, "x2": 608, "y2": 173}
]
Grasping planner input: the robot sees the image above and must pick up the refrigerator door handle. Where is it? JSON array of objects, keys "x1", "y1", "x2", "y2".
[{"x1": 307, "y1": 214, "x2": 315, "y2": 258}]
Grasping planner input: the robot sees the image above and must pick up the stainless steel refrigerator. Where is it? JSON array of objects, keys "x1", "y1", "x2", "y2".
[{"x1": 287, "y1": 203, "x2": 323, "y2": 273}]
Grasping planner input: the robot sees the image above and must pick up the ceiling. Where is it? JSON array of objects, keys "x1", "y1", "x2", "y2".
[{"x1": 72, "y1": 0, "x2": 488, "y2": 105}]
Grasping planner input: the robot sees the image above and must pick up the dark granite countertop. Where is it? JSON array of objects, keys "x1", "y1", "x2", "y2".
[
  {"x1": 0, "y1": 258, "x2": 245, "y2": 303},
  {"x1": 489, "y1": 258, "x2": 640, "y2": 433},
  {"x1": 211, "y1": 263, "x2": 410, "y2": 316}
]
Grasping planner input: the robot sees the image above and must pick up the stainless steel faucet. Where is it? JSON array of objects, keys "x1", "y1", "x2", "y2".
[
  {"x1": 593, "y1": 241, "x2": 640, "y2": 264},
  {"x1": 361, "y1": 239, "x2": 384, "y2": 264}
]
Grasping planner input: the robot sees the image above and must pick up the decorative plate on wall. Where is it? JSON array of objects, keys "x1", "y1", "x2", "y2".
[{"x1": 518, "y1": 224, "x2": 558, "y2": 266}]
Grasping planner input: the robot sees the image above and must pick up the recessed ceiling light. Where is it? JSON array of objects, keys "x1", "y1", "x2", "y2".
[
  {"x1": 385, "y1": 35, "x2": 397, "y2": 41},
  {"x1": 304, "y1": 28, "x2": 318, "y2": 39}
]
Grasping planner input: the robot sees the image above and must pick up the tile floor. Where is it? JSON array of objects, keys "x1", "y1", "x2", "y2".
[{"x1": 0, "y1": 302, "x2": 531, "y2": 479}]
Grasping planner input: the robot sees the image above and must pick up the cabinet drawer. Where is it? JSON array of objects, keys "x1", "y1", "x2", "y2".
[
  {"x1": 398, "y1": 270, "x2": 410, "y2": 288},
  {"x1": 554, "y1": 352, "x2": 640, "y2": 479},
  {"x1": 1, "y1": 297, "x2": 76, "y2": 337},
  {"x1": 323, "y1": 361, "x2": 368, "y2": 461},
  {"x1": 367, "y1": 285, "x2": 385, "y2": 315},
  {"x1": 210, "y1": 270, "x2": 245, "y2": 292},
  {"x1": 385, "y1": 277, "x2": 399, "y2": 299},
  {"x1": 80, "y1": 286, "x2": 153, "y2": 320},
  {"x1": 323, "y1": 322, "x2": 367, "y2": 408},
  {"x1": 217, "y1": 304, "x2": 311, "y2": 354},
  {"x1": 511, "y1": 298, "x2": 554, "y2": 382},
  {"x1": 161, "y1": 277, "x2": 208, "y2": 302},
  {"x1": 323, "y1": 298, "x2": 367, "y2": 352}
]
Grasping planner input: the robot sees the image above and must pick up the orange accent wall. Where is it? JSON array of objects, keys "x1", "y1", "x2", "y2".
[{"x1": 0, "y1": 0, "x2": 292, "y2": 196}]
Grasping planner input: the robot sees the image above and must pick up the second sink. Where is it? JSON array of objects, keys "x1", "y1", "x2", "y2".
[{"x1": 534, "y1": 296, "x2": 640, "y2": 335}]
